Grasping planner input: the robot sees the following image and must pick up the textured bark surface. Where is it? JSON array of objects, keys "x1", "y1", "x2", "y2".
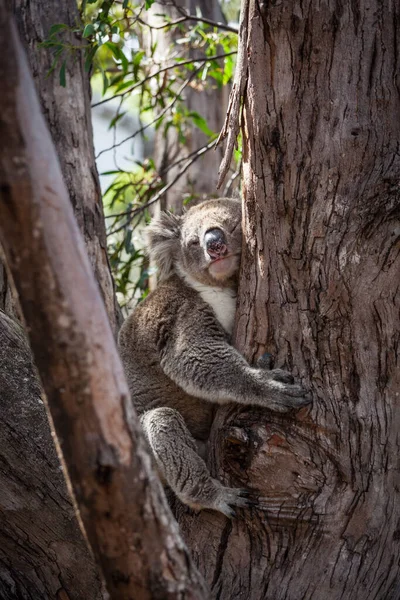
[
  {"x1": 0, "y1": 6, "x2": 206, "y2": 599},
  {"x1": 0, "y1": 259, "x2": 20, "y2": 318},
  {"x1": 0, "y1": 311, "x2": 105, "y2": 600},
  {"x1": 13, "y1": 0, "x2": 121, "y2": 333},
  {"x1": 177, "y1": 2, "x2": 400, "y2": 599}
]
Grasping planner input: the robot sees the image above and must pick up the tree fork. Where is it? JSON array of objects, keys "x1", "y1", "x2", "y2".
[{"x1": 0, "y1": 5, "x2": 206, "y2": 599}]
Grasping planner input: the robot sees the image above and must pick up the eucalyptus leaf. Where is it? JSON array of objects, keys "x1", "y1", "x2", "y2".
[{"x1": 59, "y1": 60, "x2": 66, "y2": 87}]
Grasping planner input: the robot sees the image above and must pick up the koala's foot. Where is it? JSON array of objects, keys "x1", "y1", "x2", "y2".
[
  {"x1": 141, "y1": 407, "x2": 254, "y2": 517},
  {"x1": 211, "y1": 485, "x2": 257, "y2": 518},
  {"x1": 182, "y1": 481, "x2": 256, "y2": 518}
]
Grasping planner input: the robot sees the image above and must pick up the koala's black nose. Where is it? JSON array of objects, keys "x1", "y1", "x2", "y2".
[{"x1": 204, "y1": 228, "x2": 227, "y2": 259}]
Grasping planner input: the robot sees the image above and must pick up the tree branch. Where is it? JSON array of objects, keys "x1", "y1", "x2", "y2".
[
  {"x1": 216, "y1": 0, "x2": 249, "y2": 188},
  {"x1": 137, "y1": 13, "x2": 238, "y2": 33},
  {"x1": 95, "y1": 62, "x2": 205, "y2": 159},
  {"x1": 107, "y1": 140, "x2": 217, "y2": 234},
  {"x1": 92, "y1": 51, "x2": 236, "y2": 108}
]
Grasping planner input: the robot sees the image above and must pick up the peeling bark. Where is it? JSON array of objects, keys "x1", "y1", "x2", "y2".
[{"x1": 177, "y1": 2, "x2": 400, "y2": 599}]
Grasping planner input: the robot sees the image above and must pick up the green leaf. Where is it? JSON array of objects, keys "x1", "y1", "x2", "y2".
[
  {"x1": 133, "y1": 49, "x2": 145, "y2": 66},
  {"x1": 108, "y1": 112, "x2": 126, "y2": 129},
  {"x1": 101, "y1": 69, "x2": 109, "y2": 95},
  {"x1": 124, "y1": 229, "x2": 135, "y2": 254},
  {"x1": 59, "y1": 60, "x2": 66, "y2": 87},
  {"x1": 145, "y1": 0, "x2": 155, "y2": 8},
  {"x1": 187, "y1": 111, "x2": 214, "y2": 136},
  {"x1": 123, "y1": 0, "x2": 129, "y2": 7},
  {"x1": 84, "y1": 43, "x2": 98, "y2": 72},
  {"x1": 115, "y1": 80, "x2": 135, "y2": 93},
  {"x1": 48, "y1": 23, "x2": 69, "y2": 36},
  {"x1": 83, "y1": 23, "x2": 95, "y2": 38},
  {"x1": 106, "y1": 42, "x2": 129, "y2": 73}
]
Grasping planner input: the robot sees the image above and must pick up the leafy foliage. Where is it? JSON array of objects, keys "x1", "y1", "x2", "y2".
[{"x1": 46, "y1": 0, "x2": 241, "y2": 307}]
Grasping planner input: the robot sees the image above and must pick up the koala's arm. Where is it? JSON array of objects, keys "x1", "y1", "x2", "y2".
[{"x1": 160, "y1": 317, "x2": 309, "y2": 412}]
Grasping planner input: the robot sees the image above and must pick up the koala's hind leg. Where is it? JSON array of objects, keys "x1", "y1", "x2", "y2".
[{"x1": 141, "y1": 407, "x2": 250, "y2": 517}]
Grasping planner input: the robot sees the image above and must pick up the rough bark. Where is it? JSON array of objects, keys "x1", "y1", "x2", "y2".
[
  {"x1": 0, "y1": 6, "x2": 206, "y2": 599},
  {"x1": 177, "y1": 2, "x2": 400, "y2": 599},
  {"x1": 147, "y1": 0, "x2": 230, "y2": 213},
  {"x1": 12, "y1": 0, "x2": 121, "y2": 333},
  {"x1": 0, "y1": 258, "x2": 20, "y2": 318},
  {"x1": 0, "y1": 311, "x2": 106, "y2": 600}
]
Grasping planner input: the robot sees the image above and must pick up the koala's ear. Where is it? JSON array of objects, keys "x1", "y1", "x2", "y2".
[{"x1": 146, "y1": 211, "x2": 182, "y2": 280}]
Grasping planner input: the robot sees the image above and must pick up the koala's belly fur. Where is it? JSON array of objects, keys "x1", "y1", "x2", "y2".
[{"x1": 119, "y1": 275, "x2": 231, "y2": 440}]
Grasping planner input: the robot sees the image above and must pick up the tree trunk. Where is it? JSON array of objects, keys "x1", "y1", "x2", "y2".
[
  {"x1": 0, "y1": 2, "x2": 126, "y2": 595},
  {"x1": 0, "y1": 258, "x2": 20, "y2": 318},
  {"x1": 176, "y1": 2, "x2": 400, "y2": 599},
  {"x1": 0, "y1": 311, "x2": 106, "y2": 600},
  {"x1": 13, "y1": 0, "x2": 121, "y2": 333},
  {"x1": 0, "y1": 6, "x2": 206, "y2": 598}
]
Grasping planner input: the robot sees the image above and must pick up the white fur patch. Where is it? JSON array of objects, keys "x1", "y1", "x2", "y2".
[{"x1": 180, "y1": 271, "x2": 237, "y2": 334}]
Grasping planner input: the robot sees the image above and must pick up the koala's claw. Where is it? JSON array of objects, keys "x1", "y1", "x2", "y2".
[
  {"x1": 257, "y1": 353, "x2": 274, "y2": 370},
  {"x1": 217, "y1": 487, "x2": 257, "y2": 518},
  {"x1": 270, "y1": 385, "x2": 312, "y2": 412},
  {"x1": 266, "y1": 368, "x2": 295, "y2": 384}
]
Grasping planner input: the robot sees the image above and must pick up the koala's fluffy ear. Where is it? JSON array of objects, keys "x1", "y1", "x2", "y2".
[{"x1": 146, "y1": 211, "x2": 182, "y2": 280}]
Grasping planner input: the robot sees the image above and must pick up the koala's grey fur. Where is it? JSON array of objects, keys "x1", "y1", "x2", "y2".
[{"x1": 119, "y1": 198, "x2": 309, "y2": 517}]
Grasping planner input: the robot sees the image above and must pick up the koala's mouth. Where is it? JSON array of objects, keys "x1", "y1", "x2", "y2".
[{"x1": 208, "y1": 253, "x2": 239, "y2": 279}]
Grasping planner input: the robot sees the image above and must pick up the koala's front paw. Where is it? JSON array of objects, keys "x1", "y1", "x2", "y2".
[
  {"x1": 257, "y1": 356, "x2": 296, "y2": 385},
  {"x1": 255, "y1": 368, "x2": 311, "y2": 412},
  {"x1": 265, "y1": 368, "x2": 295, "y2": 384},
  {"x1": 267, "y1": 379, "x2": 311, "y2": 412},
  {"x1": 257, "y1": 352, "x2": 274, "y2": 370}
]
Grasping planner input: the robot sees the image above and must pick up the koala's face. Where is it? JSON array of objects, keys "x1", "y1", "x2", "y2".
[
  {"x1": 147, "y1": 198, "x2": 242, "y2": 287},
  {"x1": 179, "y1": 198, "x2": 242, "y2": 286}
]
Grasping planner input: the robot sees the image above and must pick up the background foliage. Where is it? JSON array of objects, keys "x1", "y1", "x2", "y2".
[{"x1": 44, "y1": 0, "x2": 241, "y2": 307}]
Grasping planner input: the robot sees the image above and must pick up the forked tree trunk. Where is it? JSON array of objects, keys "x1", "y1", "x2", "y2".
[{"x1": 176, "y1": 2, "x2": 400, "y2": 599}]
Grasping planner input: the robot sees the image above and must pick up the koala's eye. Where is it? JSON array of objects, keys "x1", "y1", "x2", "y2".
[{"x1": 188, "y1": 238, "x2": 200, "y2": 248}]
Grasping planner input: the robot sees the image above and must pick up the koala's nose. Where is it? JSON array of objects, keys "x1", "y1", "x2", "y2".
[{"x1": 204, "y1": 228, "x2": 227, "y2": 259}]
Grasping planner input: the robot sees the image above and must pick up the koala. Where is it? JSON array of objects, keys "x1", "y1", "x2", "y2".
[{"x1": 119, "y1": 198, "x2": 309, "y2": 517}]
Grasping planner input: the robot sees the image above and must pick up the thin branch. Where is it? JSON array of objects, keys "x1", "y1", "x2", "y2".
[
  {"x1": 223, "y1": 160, "x2": 242, "y2": 196},
  {"x1": 107, "y1": 140, "x2": 217, "y2": 235},
  {"x1": 104, "y1": 139, "x2": 217, "y2": 220},
  {"x1": 137, "y1": 14, "x2": 238, "y2": 34},
  {"x1": 95, "y1": 63, "x2": 203, "y2": 160},
  {"x1": 216, "y1": 0, "x2": 249, "y2": 189},
  {"x1": 92, "y1": 51, "x2": 236, "y2": 108}
]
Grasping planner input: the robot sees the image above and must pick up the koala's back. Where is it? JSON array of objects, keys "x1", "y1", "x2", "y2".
[{"x1": 119, "y1": 275, "x2": 217, "y2": 440}]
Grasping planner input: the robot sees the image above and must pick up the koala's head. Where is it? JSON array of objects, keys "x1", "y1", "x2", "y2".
[{"x1": 147, "y1": 198, "x2": 242, "y2": 287}]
